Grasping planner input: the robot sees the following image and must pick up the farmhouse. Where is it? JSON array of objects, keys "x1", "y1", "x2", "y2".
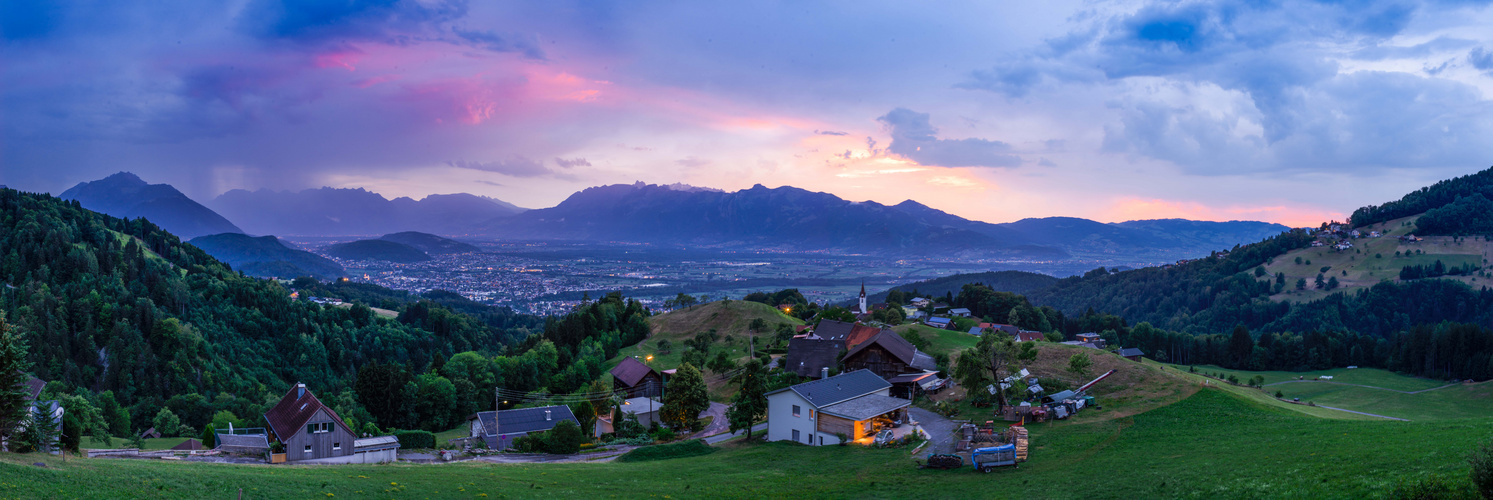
[
  {"x1": 596, "y1": 397, "x2": 662, "y2": 436},
  {"x1": 611, "y1": 357, "x2": 663, "y2": 398},
  {"x1": 925, "y1": 317, "x2": 952, "y2": 329},
  {"x1": 845, "y1": 323, "x2": 883, "y2": 349},
  {"x1": 1015, "y1": 331, "x2": 1045, "y2": 342},
  {"x1": 263, "y1": 383, "x2": 358, "y2": 463},
  {"x1": 783, "y1": 337, "x2": 845, "y2": 379},
  {"x1": 6, "y1": 374, "x2": 62, "y2": 453},
  {"x1": 468, "y1": 405, "x2": 580, "y2": 451},
  {"x1": 1075, "y1": 333, "x2": 1105, "y2": 348},
  {"x1": 841, "y1": 330, "x2": 937, "y2": 381},
  {"x1": 1118, "y1": 348, "x2": 1145, "y2": 361},
  {"x1": 948, "y1": 308, "x2": 972, "y2": 318},
  {"x1": 766, "y1": 369, "x2": 910, "y2": 446}
]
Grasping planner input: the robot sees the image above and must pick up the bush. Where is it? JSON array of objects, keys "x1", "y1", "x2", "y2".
[
  {"x1": 1470, "y1": 438, "x2": 1493, "y2": 499},
  {"x1": 614, "y1": 439, "x2": 715, "y2": 463},
  {"x1": 604, "y1": 436, "x2": 656, "y2": 446},
  {"x1": 546, "y1": 420, "x2": 585, "y2": 454},
  {"x1": 393, "y1": 430, "x2": 437, "y2": 449},
  {"x1": 652, "y1": 426, "x2": 677, "y2": 442},
  {"x1": 1388, "y1": 474, "x2": 1474, "y2": 500}
]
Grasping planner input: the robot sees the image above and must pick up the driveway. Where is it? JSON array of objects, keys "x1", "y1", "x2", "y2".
[
  {"x1": 703, "y1": 422, "x2": 767, "y2": 444},
  {"x1": 907, "y1": 406, "x2": 959, "y2": 454},
  {"x1": 690, "y1": 402, "x2": 729, "y2": 439}
]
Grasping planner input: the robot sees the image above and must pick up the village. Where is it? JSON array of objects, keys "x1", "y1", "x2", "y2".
[{"x1": 11, "y1": 284, "x2": 1152, "y2": 475}]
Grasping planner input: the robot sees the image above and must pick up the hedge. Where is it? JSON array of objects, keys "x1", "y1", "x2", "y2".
[{"x1": 393, "y1": 430, "x2": 436, "y2": 449}]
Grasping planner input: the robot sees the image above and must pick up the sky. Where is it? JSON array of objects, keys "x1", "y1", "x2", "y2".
[{"x1": 4, "y1": 0, "x2": 1493, "y2": 228}]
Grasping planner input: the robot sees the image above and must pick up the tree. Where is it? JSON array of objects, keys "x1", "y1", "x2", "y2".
[
  {"x1": 570, "y1": 401, "x2": 597, "y2": 439},
  {"x1": 546, "y1": 419, "x2": 585, "y2": 454},
  {"x1": 1315, "y1": 273, "x2": 1326, "y2": 289},
  {"x1": 1067, "y1": 352, "x2": 1093, "y2": 379},
  {"x1": 953, "y1": 332, "x2": 1019, "y2": 408},
  {"x1": 726, "y1": 359, "x2": 768, "y2": 440},
  {"x1": 1470, "y1": 437, "x2": 1493, "y2": 500},
  {"x1": 16, "y1": 405, "x2": 59, "y2": 453},
  {"x1": 709, "y1": 351, "x2": 736, "y2": 375},
  {"x1": 1228, "y1": 325, "x2": 1255, "y2": 369},
  {"x1": 0, "y1": 314, "x2": 31, "y2": 450},
  {"x1": 660, "y1": 363, "x2": 709, "y2": 432},
  {"x1": 1296, "y1": 278, "x2": 1307, "y2": 290},
  {"x1": 355, "y1": 363, "x2": 413, "y2": 429},
  {"x1": 1327, "y1": 276, "x2": 1340, "y2": 290},
  {"x1": 411, "y1": 373, "x2": 458, "y2": 431},
  {"x1": 201, "y1": 423, "x2": 217, "y2": 449},
  {"x1": 748, "y1": 318, "x2": 767, "y2": 334},
  {"x1": 54, "y1": 393, "x2": 109, "y2": 451},
  {"x1": 153, "y1": 408, "x2": 182, "y2": 438}
]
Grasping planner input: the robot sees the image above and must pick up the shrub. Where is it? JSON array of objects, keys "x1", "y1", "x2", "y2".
[
  {"x1": 614, "y1": 439, "x2": 715, "y2": 463},
  {"x1": 545, "y1": 420, "x2": 585, "y2": 454},
  {"x1": 1387, "y1": 474, "x2": 1474, "y2": 500},
  {"x1": 1470, "y1": 438, "x2": 1493, "y2": 499},
  {"x1": 652, "y1": 426, "x2": 677, "y2": 442},
  {"x1": 393, "y1": 430, "x2": 437, "y2": 449}
]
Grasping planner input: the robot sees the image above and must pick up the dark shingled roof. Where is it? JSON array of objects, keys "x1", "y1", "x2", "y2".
[
  {"x1": 171, "y1": 438, "x2": 205, "y2": 451},
  {"x1": 610, "y1": 357, "x2": 657, "y2": 388},
  {"x1": 820, "y1": 394, "x2": 911, "y2": 421},
  {"x1": 811, "y1": 320, "x2": 855, "y2": 341},
  {"x1": 22, "y1": 373, "x2": 45, "y2": 400},
  {"x1": 842, "y1": 331, "x2": 937, "y2": 372},
  {"x1": 263, "y1": 383, "x2": 352, "y2": 442},
  {"x1": 768, "y1": 369, "x2": 892, "y2": 408},
  {"x1": 783, "y1": 337, "x2": 845, "y2": 378},
  {"x1": 471, "y1": 405, "x2": 579, "y2": 436},
  {"x1": 1118, "y1": 348, "x2": 1145, "y2": 358}
]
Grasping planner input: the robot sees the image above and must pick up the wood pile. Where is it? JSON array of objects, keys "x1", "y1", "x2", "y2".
[{"x1": 1005, "y1": 426, "x2": 1029, "y2": 462}]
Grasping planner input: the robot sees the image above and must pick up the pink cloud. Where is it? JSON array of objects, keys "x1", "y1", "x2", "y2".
[{"x1": 1105, "y1": 197, "x2": 1337, "y2": 227}]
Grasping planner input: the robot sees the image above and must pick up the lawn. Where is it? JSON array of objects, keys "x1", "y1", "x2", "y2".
[
  {"x1": 1163, "y1": 363, "x2": 1493, "y2": 421},
  {"x1": 78, "y1": 436, "x2": 191, "y2": 451},
  {"x1": 5, "y1": 388, "x2": 1491, "y2": 498}
]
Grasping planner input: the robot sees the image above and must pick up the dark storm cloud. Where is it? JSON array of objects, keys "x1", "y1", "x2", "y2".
[{"x1": 876, "y1": 108, "x2": 1021, "y2": 168}]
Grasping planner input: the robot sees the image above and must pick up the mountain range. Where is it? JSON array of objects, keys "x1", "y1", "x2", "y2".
[
  {"x1": 484, "y1": 182, "x2": 1289, "y2": 263},
  {"x1": 209, "y1": 187, "x2": 525, "y2": 236},
  {"x1": 59, "y1": 172, "x2": 243, "y2": 239},
  {"x1": 55, "y1": 173, "x2": 1289, "y2": 267}
]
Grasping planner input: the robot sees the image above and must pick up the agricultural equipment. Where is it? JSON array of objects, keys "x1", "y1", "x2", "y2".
[
  {"x1": 971, "y1": 444, "x2": 1018, "y2": 472},
  {"x1": 1077, "y1": 369, "x2": 1117, "y2": 393}
]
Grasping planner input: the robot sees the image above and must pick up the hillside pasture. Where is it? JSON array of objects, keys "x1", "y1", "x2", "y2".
[
  {"x1": 7, "y1": 388, "x2": 1492, "y2": 499},
  {"x1": 1262, "y1": 215, "x2": 1493, "y2": 302},
  {"x1": 1165, "y1": 363, "x2": 1492, "y2": 421}
]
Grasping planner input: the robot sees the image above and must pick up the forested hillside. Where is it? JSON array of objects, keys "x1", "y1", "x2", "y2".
[
  {"x1": 0, "y1": 189, "x2": 541, "y2": 433},
  {"x1": 1350, "y1": 165, "x2": 1493, "y2": 233}
]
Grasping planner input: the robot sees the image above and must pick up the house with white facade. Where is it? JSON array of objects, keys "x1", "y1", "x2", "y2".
[{"x1": 765, "y1": 369, "x2": 910, "y2": 446}]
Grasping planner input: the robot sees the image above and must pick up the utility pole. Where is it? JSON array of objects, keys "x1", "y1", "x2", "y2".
[{"x1": 494, "y1": 387, "x2": 501, "y2": 451}]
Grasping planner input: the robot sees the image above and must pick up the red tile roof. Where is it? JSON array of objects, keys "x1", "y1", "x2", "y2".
[
  {"x1": 845, "y1": 324, "x2": 882, "y2": 349},
  {"x1": 1016, "y1": 331, "x2": 1044, "y2": 342},
  {"x1": 263, "y1": 383, "x2": 351, "y2": 443}
]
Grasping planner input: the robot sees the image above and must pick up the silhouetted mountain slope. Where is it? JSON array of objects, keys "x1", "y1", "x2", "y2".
[
  {"x1": 865, "y1": 271, "x2": 1061, "y2": 305},
  {"x1": 324, "y1": 239, "x2": 432, "y2": 263},
  {"x1": 483, "y1": 183, "x2": 1066, "y2": 259},
  {"x1": 188, "y1": 233, "x2": 345, "y2": 280},
  {"x1": 380, "y1": 231, "x2": 480, "y2": 254},
  {"x1": 483, "y1": 182, "x2": 1287, "y2": 263},
  {"x1": 210, "y1": 188, "x2": 524, "y2": 236},
  {"x1": 60, "y1": 172, "x2": 242, "y2": 239}
]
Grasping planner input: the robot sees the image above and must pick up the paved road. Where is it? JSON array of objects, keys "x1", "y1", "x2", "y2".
[
  {"x1": 907, "y1": 407, "x2": 958, "y2": 454},
  {"x1": 690, "y1": 402, "x2": 730, "y2": 439},
  {"x1": 1264, "y1": 380, "x2": 1460, "y2": 394},
  {"x1": 703, "y1": 423, "x2": 767, "y2": 444}
]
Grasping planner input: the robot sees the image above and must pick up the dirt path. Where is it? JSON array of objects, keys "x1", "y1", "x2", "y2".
[
  {"x1": 1311, "y1": 405, "x2": 1409, "y2": 421},
  {"x1": 1263, "y1": 380, "x2": 1461, "y2": 394}
]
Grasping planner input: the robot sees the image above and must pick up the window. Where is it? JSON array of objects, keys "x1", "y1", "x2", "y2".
[
  {"x1": 792, "y1": 405, "x2": 801, "y2": 417},
  {"x1": 809, "y1": 409, "x2": 815, "y2": 420},
  {"x1": 333, "y1": 442, "x2": 341, "y2": 451},
  {"x1": 308, "y1": 422, "x2": 332, "y2": 434},
  {"x1": 792, "y1": 429, "x2": 800, "y2": 442},
  {"x1": 304, "y1": 444, "x2": 312, "y2": 453}
]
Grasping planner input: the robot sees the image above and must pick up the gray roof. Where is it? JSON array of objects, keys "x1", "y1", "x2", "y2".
[
  {"x1": 216, "y1": 433, "x2": 269, "y2": 449},
  {"x1": 783, "y1": 337, "x2": 845, "y2": 378},
  {"x1": 1044, "y1": 390, "x2": 1077, "y2": 403},
  {"x1": 1118, "y1": 348, "x2": 1145, "y2": 357},
  {"x1": 811, "y1": 320, "x2": 855, "y2": 340},
  {"x1": 768, "y1": 369, "x2": 891, "y2": 408},
  {"x1": 842, "y1": 330, "x2": 937, "y2": 372},
  {"x1": 617, "y1": 397, "x2": 661, "y2": 415},
  {"x1": 472, "y1": 405, "x2": 579, "y2": 436},
  {"x1": 821, "y1": 394, "x2": 911, "y2": 421},
  {"x1": 354, "y1": 435, "x2": 400, "y2": 451},
  {"x1": 967, "y1": 327, "x2": 983, "y2": 335}
]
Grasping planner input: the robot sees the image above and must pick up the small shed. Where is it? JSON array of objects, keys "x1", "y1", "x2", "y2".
[
  {"x1": 948, "y1": 308, "x2": 972, "y2": 318},
  {"x1": 1118, "y1": 348, "x2": 1144, "y2": 361},
  {"x1": 139, "y1": 427, "x2": 163, "y2": 440},
  {"x1": 610, "y1": 357, "x2": 664, "y2": 398}
]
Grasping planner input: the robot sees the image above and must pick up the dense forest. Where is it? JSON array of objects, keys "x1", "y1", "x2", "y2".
[
  {"x1": 0, "y1": 189, "x2": 632, "y2": 439},
  {"x1": 1349, "y1": 165, "x2": 1493, "y2": 231},
  {"x1": 1026, "y1": 229, "x2": 1315, "y2": 333}
]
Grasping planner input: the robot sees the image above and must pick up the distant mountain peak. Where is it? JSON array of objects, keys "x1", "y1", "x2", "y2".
[
  {"x1": 61, "y1": 172, "x2": 242, "y2": 239},
  {"x1": 100, "y1": 171, "x2": 147, "y2": 185}
]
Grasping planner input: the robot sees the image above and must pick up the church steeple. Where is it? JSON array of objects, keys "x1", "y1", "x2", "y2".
[{"x1": 858, "y1": 281, "x2": 867, "y2": 314}]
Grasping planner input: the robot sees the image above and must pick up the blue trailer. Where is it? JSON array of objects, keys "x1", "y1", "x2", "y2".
[{"x1": 970, "y1": 444, "x2": 1018, "y2": 472}]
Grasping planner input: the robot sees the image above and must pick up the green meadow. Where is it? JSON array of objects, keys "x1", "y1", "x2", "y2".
[{"x1": 6, "y1": 387, "x2": 1492, "y2": 499}]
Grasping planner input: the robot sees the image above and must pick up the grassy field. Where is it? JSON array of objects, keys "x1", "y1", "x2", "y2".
[
  {"x1": 5, "y1": 388, "x2": 1491, "y2": 498},
  {"x1": 1164, "y1": 363, "x2": 1493, "y2": 421},
  {"x1": 607, "y1": 300, "x2": 803, "y2": 401},
  {"x1": 893, "y1": 323, "x2": 980, "y2": 356},
  {"x1": 77, "y1": 436, "x2": 194, "y2": 451},
  {"x1": 1263, "y1": 215, "x2": 1493, "y2": 302}
]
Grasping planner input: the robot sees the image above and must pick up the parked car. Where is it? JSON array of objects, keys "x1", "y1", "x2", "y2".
[{"x1": 873, "y1": 429, "x2": 895, "y2": 445}]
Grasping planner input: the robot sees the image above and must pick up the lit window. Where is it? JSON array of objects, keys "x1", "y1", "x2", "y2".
[{"x1": 810, "y1": 409, "x2": 815, "y2": 420}]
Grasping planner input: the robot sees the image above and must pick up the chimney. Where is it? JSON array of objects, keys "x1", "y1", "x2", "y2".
[
  {"x1": 296, "y1": 382, "x2": 306, "y2": 399},
  {"x1": 821, "y1": 367, "x2": 829, "y2": 379},
  {"x1": 545, "y1": 409, "x2": 552, "y2": 421}
]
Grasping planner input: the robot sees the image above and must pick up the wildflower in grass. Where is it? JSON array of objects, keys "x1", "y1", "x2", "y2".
[{"x1": 390, "y1": 482, "x2": 398, "y2": 486}]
